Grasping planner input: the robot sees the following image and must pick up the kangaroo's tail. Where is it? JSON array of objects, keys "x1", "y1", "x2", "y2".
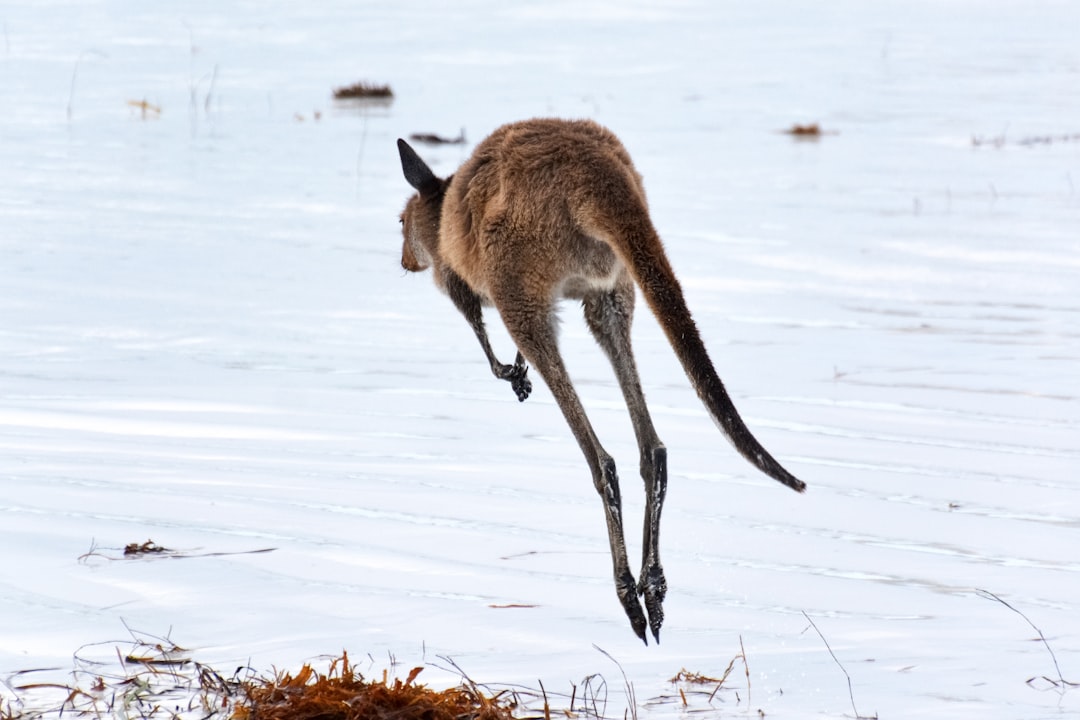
[{"x1": 606, "y1": 211, "x2": 806, "y2": 493}]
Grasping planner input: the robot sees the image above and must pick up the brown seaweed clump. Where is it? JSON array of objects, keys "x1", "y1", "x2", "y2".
[
  {"x1": 332, "y1": 82, "x2": 394, "y2": 100},
  {"x1": 232, "y1": 653, "x2": 516, "y2": 720},
  {"x1": 784, "y1": 123, "x2": 823, "y2": 137},
  {"x1": 409, "y1": 129, "x2": 466, "y2": 145},
  {"x1": 124, "y1": 539, "x2": 170, "y2": 556}
]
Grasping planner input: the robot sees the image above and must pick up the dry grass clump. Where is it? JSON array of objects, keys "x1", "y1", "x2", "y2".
[
  {"x1": 784, "y1": 123, "x2": 823, "y2": 137},
  {"x1": 233, "y1": 652, "x2": 515, "y2": 720},
  {"x1": 972, "y1": 130, "x2": 1080, "y2": 148},
  {"x1": 332, "y1": 82, "x2": 394, "y2": 100},
  {"x1": 124, "y1": 539, "x2": 170, "y2": 556},
  {"x1": 779, "y1": 123, "x2": 839, "y2": 141},
  {"x1": 655, "y1": 637, "x2": 750, "y2": 711},
  {"x1": 668, "y1": 668, "x2": 723, "y2": 684},
  {"x1": 409, "y1": 129, "x2": 467, "y2": 145},
  {"x1": 127, "y1": 99, "x2": 162, "y2": 119},
  {"x1": 0, "y1": 631, "x2": 235, "y2": 720}
]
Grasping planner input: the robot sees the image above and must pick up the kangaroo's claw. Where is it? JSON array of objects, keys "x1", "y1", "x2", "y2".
[
  {"x1": 639, "y1": 564, "x2": 667, "y2": 643},
  {"x1": 617, "y1": 570, "x2": 649, "y2": 644}
]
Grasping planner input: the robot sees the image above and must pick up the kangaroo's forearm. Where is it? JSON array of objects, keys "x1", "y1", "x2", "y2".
[{"x1": 443, "y1": 268, "x2": 532, "y2": 401}]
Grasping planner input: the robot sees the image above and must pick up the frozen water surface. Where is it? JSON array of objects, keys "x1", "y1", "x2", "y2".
[{"x1": 2, "y1": 1, "x2": 1078, "y2": 718}]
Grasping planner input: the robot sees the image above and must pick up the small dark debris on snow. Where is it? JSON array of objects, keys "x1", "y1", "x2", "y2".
[
  {"x1": 409, "y1": 129, "x2": 467, "y2": 145},
  {"x1": 124, "y1": 539, "x2": 170, "y2": 556},
  {"x1": 783, "y1": 123, "x2": 835, "y2": 139},
  {"x1": 973, "y1": 131, "x2": 1080, "y2": 148},
  {"x1": 332, "y1": 81, "x2": 394, "y2": 100}
]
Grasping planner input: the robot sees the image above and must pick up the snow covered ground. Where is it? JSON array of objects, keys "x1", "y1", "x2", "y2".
[{"x1": 2, "y1": 1, "x2": 1078, "y2": 717}]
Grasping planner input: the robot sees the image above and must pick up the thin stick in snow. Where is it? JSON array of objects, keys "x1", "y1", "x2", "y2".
[
  {"x1": 593, "y1": 645, "x2": 637, "y2": 720},
  {"x1": 801, "y1": 611, "x2": 877, "y2": 720},
  {"x1": 67, "y1": 50, "x2": 107, "y2": 121},
  {"x1": 739, "y1": 634, "x2": 751, "y2": 707},
  {"x1": 976, "y1": 588, "x2": 1078, "y2": 691}
]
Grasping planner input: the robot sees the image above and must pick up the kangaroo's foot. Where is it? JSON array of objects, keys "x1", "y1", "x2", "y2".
[
  {"x1": 617, "y1": 569, "x2": 649, "y2": 644},
  {"x1": 639, "y1": 563, "x2": 667, "y2": 643},
  {"x1": 494, "y1": 360, "x2": 532, "y2": 401}
]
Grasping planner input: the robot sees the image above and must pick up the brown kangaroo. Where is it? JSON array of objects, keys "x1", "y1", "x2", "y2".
[{"x1": 396, "y1": 118, "x2": 805, "y2": 644}]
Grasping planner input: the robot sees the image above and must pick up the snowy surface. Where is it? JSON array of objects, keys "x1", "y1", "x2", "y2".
[{"x1": 2, "y1": 1, "x2": 1079, "y2": 717}]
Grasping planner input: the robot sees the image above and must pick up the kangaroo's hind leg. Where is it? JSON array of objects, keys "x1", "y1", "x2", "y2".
[
  {"x1": 496, "y1": 282, "x2": 649, "y2": 643},
  {"x1": 583, "y1": 275, "x2": 668, "y2": 643}
]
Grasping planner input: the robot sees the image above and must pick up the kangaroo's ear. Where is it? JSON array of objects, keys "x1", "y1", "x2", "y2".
[{"x1": 397, "y1": 138, "x2": 441, "y2": 197}]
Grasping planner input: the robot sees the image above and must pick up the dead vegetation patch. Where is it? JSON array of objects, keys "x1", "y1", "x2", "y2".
[
  {"x1": 332, "y1": 81, "x2": 394, "y2": 100},
  {"x1": 668, "y1": 668, "x2": 724, "y2": 685},
  {"x1": 0, "y1": 629, "x2": 232, "y2": 720},
  {"x1": 0, "y1": 637, "x2": 520, "y2": 720},
  {"x1": 127, "y1": 99, "x2": 162, "y2": 119},
  {"x1": 972, "y1": 131, "x2": 1080, "y2": 149},
  {"x1": 654, "y1": 637, "x2": 752, "y2": 711},
  {"x1": 784, "y1": 123, "x2": 823, "y2": 137},
  {"x1": 779, "y1": 123, "x2": 840, "y2": 140},
  {"x1": 409, "y1": 130, "x2": 467, "y2": 145},
  {"x1": 124, "y1": 539, "x2": 170, "y2": 557},
  {"x1": 78, "y1": 538, "x2": 276, "y2": 563},
  {"x1": 235, "y1": 653, "x2": 515, "y2": 720}
]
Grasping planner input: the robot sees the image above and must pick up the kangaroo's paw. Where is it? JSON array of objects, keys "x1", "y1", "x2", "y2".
[
  {"x1": 639, "y1": 563, "x2": 667, "y2": 643},
  {"x1": 495, "y1": 361, "x2": 532, "y2": 402},
  {"x1": 617, "y1": 570, "x2": 649, "y2": 644},
  {"x1": 510, "y1": 365, "x2": 532, "y2": 402}
]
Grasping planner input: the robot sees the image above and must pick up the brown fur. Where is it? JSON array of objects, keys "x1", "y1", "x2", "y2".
[{"x1": 397, "y1": 118, "x2": 805, "y2": 643}]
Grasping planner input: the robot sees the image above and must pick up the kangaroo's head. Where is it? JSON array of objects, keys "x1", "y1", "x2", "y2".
[{"x1": 396, "y1": 139, "x2": 448, "y2": 274}]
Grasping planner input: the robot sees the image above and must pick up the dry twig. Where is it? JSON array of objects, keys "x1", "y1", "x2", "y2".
[
  {"x1": 592, "y1": 646, "x2": 635, "y2": 720},
  {"x1": 802, "y1": 612, "x2": 876, "y2": 719},
  {"x1": 976, "y1": 588, "x2": 1078, "y2": 691}
]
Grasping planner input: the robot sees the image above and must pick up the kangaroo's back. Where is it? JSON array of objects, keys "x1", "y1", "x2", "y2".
[
  {"x1": 451, "y1": 118, "x2": 643, "y2": 209},
  {"x1": 438, "y1": 119, "x2": 649, "y2": 299}
]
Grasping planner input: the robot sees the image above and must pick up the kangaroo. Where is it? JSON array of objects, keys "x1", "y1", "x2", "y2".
[{"x1": 396, "y1": 118, "x2": 805, "y2": 644}]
